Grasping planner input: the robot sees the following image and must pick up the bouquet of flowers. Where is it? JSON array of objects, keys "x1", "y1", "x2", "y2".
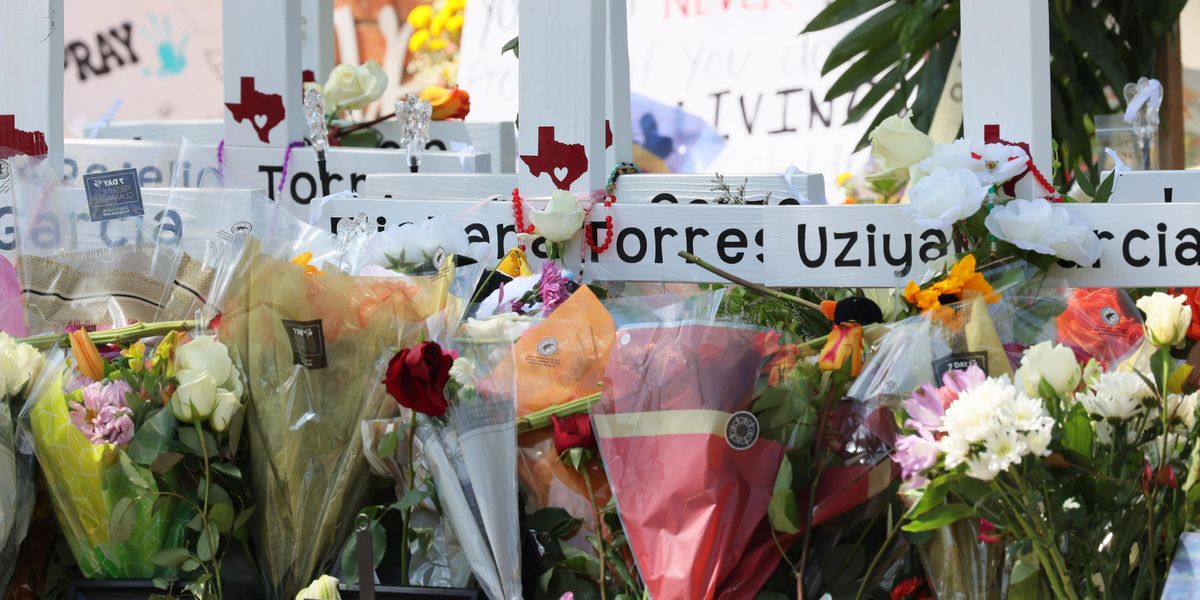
[
  {"x1": 592, "y1": 317, "x2": 890, "y2": 599},
  {"x1": 0, "y1": 333, "x2": 43, "y2": 592},
  {"x1": 216, "y1": 206, "x2": 484, "y2": 598},
  {"x1": 894, "y1": 291, "x2": 1198, "y2": 599},
  {"x1": 392, "y1": 333, "x2": 521, "y2": 600},
  {"x1": 26, "y1": 327, "x2": 250, "y2": 598}
]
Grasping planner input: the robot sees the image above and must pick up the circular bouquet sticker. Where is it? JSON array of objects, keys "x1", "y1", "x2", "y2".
[{"x1": 725, "y1": 411, "x2": 760, "y2": 450}]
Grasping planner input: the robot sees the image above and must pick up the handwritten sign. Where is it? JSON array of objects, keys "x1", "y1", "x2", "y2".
[{"x1": 459, "y1": 0, "x2": 871, "y2": 198}]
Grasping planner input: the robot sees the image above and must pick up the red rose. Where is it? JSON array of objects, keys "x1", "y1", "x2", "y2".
[
  {"x1": 890, "y1": 577, "x2": 931, "y2": 600},
  {"x1": 383, "y1": 342, "x2": 455, "y2": 417},
  {"x1": 551, "y1": 413, "x2": 595, "y2": 454}
]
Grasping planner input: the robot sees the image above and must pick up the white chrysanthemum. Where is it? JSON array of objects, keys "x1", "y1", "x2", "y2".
[
  {"x1": 1004, "y1": 393, "x2": 1048, "y2": 431},
  {"x1": 1167, "y1": 392, "x2": 1199, "y2": 429},
  {"x1": 1078, "y1": 371, "x2": 1154, "y2": 420},
  {"x1": 1023, "y1": 421, "x2": 1054, "y2": 457},
  {"x1": 941, "y1": 377, "x2": 1017, "y2": 444},
  {"x1": 940, "y1": 435, "x2": 972, "y2": 470},
  {"x1": 964, "y1": 455, "x2": 1000, "y2": 481},
  {"x1": 1063, "y1": 498, "x2": 1081, "y2": 511},
  {"x1": 983, "y1": 429, "x2": 1028, "y2": 477}
]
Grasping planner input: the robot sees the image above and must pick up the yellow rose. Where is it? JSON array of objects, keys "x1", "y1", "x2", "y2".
[
  {"x1": 323, "y1": 61, "x2": 387, "y2": 112},
  {"x1": 868, "y1": 114, "x2": 934, "y2": 176}
]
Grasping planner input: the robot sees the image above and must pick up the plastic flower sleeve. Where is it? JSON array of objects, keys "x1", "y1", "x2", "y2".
[
  {"x1": 9, "y1": 153, "x2": 181, "y2": 334},
  {"x1": 418, "y1": 335, "x2": 522, "y2": 600},
  {"x1": 0, "y1": 257, "x2": 24, "y2": 336},
  {"x1": 23, "y1": 352, "x2": 188, "y2": 578},
  {"x1": 592, "y1": 321, "x2": 791, "y2": 600},
  {"x1": 0, "y1": 391, "x2": 35, "y2": 591},
  {"x1": 217, "y1": 207, "x2": 480, "y2": 598}
]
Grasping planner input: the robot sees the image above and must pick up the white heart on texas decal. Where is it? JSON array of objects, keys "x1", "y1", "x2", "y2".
[
  {"x1": 254, "y1": 114, "x2": 268, "y2": 129},
  {"x1": 553, "y1": 166, "x2": 568, "y2": 182}
]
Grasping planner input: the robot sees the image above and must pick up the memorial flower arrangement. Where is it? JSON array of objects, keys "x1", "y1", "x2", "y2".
[
  {"x1": 865, "y1": 114, "x2": 1102, "y2": 273},
  {"x1": 893, "y1": 292, "x2": 1200, "y2": 599},
  {"x1": 28, "y1": 327, "x2": 252, "y2": 599},
  {"x1": 0, "y1": 333, "x2": 43, "y2": 592}
]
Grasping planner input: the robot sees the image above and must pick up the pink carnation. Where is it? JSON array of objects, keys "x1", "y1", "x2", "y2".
[{"x1": 69, "y1": 380, "x2": 135, "y2": 446}]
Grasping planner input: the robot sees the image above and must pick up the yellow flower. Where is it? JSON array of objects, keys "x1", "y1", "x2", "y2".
[
  {"x1": 408, "y1": 29, "x2": 431, "y2": 54},
  {"x1": 446, "y1": 14, "x2": 464, "y2": 34},
  {"x1": 818, "y1": 323, "x2": 863, "y2": 376},
  {"x1": 903, "y1": 255, "x2": 998, "y2": 314},
  {"x1": 120, "y1": 341, "x2": 147, "y2": 374},
  {"x1": 407, "y1": 5, "x2": 434, "y2": 29},
  {"x1": 836, "y1": 172, "x2": 853, "y2": 187},
  {"x1": 497, "y1": 247, "x2": 532, "y2": 277},
  {"x1": 291, "y1": 252, "x2": 325, "y2": 276},
  {"x1": 152, "y1": 331, "x2": 186, "y2": 378}
]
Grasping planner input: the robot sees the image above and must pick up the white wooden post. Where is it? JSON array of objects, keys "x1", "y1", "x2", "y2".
[
  {"x1": 606, "y1": 0, "x2": 634, "y2": 167},
  {"x1": 0, "y1": 0, "x2": 63, "y2": 168},
  {"x1": 961, "y1": 0, "x2": 1052, "y2": 199},
  {"x1": 518, "y1": 0, "x2": 607, "y2": 196},
  {"x1": 301, "y1": 0, "x2": 335, "y2": 84},
  {"x1": 222, "y1": 0, "x2": 305, "y2": 146}
]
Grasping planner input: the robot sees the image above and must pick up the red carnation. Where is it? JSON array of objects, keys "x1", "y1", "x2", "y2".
[
  {"x1": 891, "y1": 576, "x2": 932, "y2": 600},
  {"x1": 976, "y1": 518, "x2": 1002, "y2": 544},
  {"x1": 551, "y1": 413, "x2": 595, "y2": 454},
  {"x1": 383, "y1": 342, "x2": 455, "y2": 417}
]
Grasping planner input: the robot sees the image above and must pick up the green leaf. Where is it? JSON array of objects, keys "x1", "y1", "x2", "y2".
[
  {"x1": 151, "y1": 548, "x2": 192, "y2": 568},
  {"x1": 801, "y1": 0, "x2": 889, "y2": 33},
  {"x1": 109, "y1": 497, "x2": 137, "y2": 544},
  {"x1": 211, "y1": 462, "x2": 242, "y2": 481},
  {"x1": 767, "y1": 460, "x2": 801, "y2": 534},
  {"x1": 377, "y1": 430, "x2": 399, "y2": 459},
  {"x1": 1074, "y1": 167, "x2": 1096, "y2": 198},
  {"x1": 181, "y1": 559, "x2": 200, "y2": 573},
  {"x1": 819, "y1": 3, "x2": 907, "y2": 75},
  {"x1": 234, "y1": 507, "x2": 255, "y2": 530},
  {"x1": 501, "y1": 36, "x2": 519, "y2": 58},
  {"x1": 390, "y1": 489, "x2": 430, "y2": 512},
  {"x1": 179, "y1": 428, "x2": 218, "y2": 458},
  {"x1": 905, "y1": 476, "x2": 949, "y2": 520},
  {"x1": 127, "y1": 408, "x2": 178, "y2": 466},
  {"x1": 1010, "y1": 553, "x2": 1041, "y2": 585},
  {"x1": 902, "y1": 503, "x2": 975, "y2": 532},
  {"x1": 1061, "y1": 402, "x2": 1094, "y2": 463},
  {"x1": 209, "y1": 503, "x2": 235, "y2": 535},
  {"x1": 196, "y1": 523, "x2": 219, "y2": 562},
  {"x1": 526, "y1": 507, "x2": 584, "y2": 540},
  {"x1": 119, "y1": 452, "x2": 153, "y2": 490}
]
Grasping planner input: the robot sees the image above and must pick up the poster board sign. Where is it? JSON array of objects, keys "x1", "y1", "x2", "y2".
[
  {"x1": 458, "y1": 0, "x2": 872, "y2": 199},
  {"x1": 62, "y1": 0, "x2": 223, "y2": 128}
]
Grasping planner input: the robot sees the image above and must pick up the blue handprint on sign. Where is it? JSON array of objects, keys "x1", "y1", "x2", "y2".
[{"x1": 140, "y1": 13, "x2": 188, "y2": 77}]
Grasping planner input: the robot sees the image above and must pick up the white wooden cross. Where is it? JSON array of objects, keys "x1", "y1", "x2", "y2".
[{"x1": 960, "y1": 0, "x2": 1053, "y2": 200}]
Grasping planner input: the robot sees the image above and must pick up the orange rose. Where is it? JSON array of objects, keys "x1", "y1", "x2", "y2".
[{"x1": 420, "y1": 86, "x2": 470, "y2": 120}]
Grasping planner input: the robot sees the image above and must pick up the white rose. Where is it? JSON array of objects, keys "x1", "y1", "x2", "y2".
[
  {"x1": 0, "y1": 337, "x2": 14, "y2": 398},
  {"x1": 1136, "y1": 292, "x2": 1192, "y2": 348},
  {"x1": 323, "y1": 61, "x2": 387, "y2": 111},
  {"x1": 530, "y1": 190, "x2": 586, "y2": 243},
  {"x1": 984, "y1": 198, "x2": 1101, "y2": 265},
  {"x1": 904, "y1": 167, "x2": 987, "y2": 228},
  {"x1": 12, "y1": 343, "x2": 44, "y2": 396},
  {"x1": 908, "y1": 138, "x2": 983, "y2": 185},
  {"x1": 1014, "y1": 341, "x2": 1081, "y2": 399},
  {"x1": 210, "y1": 389, "x2": 242, "y2": 433},
  {"x1": 868, "y1": 114, "x2": 934, "y2": 175},
  {"x1": 176, "y1": 336, "x2": 234, "y2": 387},
  {"x1": 224, "y1": 367, "x2": 244, "y2": 399},
  {"x1": 976, "y1": 143, "x2": 1030, "y2": 187},
  {"x1": 172, "y1": 369, "x2": 219, "y2": 423}
]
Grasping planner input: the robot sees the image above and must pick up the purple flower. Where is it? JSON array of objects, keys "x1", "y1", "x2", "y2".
[
  {"x1": 903, "y1": 384, "x2": 946, "y2": 431},
  {"x1": 69, "y1": 380, "x2": 135, "y2": 447},
  {"x1": 942, "y1": 364, "x2": 987, "y2": 395},
  {"x1": 540, "y1": 261, "x2": 570, "y2": 314},
  {"x1": 894, "y1": 431, "x2": 940, "y2": 480}
]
